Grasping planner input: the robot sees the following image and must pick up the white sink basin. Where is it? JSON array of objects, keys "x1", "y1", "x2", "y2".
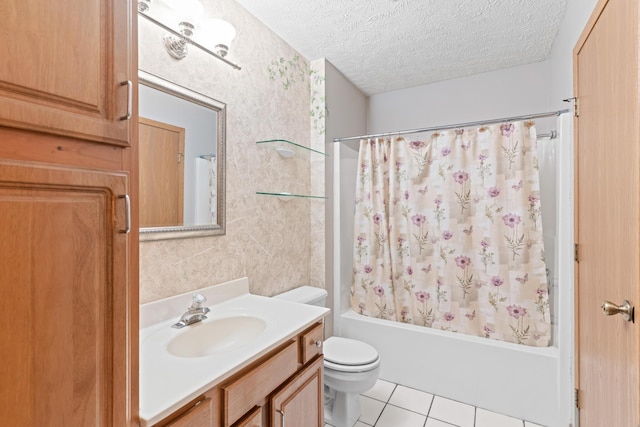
[{"x1": 167, "y1": 315, "x2": 267, "y2": 358}]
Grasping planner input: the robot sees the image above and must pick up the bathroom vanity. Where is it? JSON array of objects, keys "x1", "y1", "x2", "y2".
[{"x1": 139, "y1": 278, "x2": 329, "y2": 427}]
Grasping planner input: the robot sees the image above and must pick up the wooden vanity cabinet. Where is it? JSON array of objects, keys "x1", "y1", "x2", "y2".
[{"x1": 152, "y1": 322, "x2": 325, "y2": 427}]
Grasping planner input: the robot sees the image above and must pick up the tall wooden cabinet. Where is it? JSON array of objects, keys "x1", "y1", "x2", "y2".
[{"x1": 0, "y1": 1, "x2": 138, "y2": 426}]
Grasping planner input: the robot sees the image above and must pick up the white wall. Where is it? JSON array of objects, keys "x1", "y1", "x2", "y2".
[
  {"x1": 367, "y1": 61, "x2": 552, "y2": 134},
  {"x1": 323, "y1": 59, "x2": 367, "y2": 336}
]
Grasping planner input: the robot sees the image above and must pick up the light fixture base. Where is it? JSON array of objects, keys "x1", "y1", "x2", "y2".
[
  {"x1": 138, "y1": 0, "x2": 150, "y2": 13},
  {"x1": 163, "y1": 33, "x2": 188, "y2": 59}
]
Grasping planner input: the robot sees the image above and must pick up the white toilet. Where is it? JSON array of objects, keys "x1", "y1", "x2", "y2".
[{"x1": 274, "y1": 286, "x2": 380, "y2": 427}]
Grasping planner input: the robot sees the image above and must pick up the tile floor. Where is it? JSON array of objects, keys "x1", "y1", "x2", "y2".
[{"x1": 325, "y1": 379, "x2": 546, "y2": 427}]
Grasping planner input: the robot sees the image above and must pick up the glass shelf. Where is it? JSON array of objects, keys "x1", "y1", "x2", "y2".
[
  {"x1": 256, "y1": 191, "x2": 327, "y2": 200},
  {"x1": 256, "y1": 139, "x2": 327, "y2": 157}
]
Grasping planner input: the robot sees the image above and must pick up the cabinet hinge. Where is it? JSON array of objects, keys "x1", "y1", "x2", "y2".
[
  {"x1": 574, "y1": 243, "x2": 580, "y2": 263},
  {"x1": 575, "y1": 388, "x2": 580, "y2": 409},
  {"x1": 564, "y1": 97, "x2": 579, "y2": 117}
]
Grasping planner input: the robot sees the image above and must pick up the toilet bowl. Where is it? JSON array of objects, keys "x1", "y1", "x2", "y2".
[
  {"x1": 273, "y1": 286, "x2": 380, "y2": 427},
  {"x1": 323, "y1": 336, "x2": 381, "y2": 426}
]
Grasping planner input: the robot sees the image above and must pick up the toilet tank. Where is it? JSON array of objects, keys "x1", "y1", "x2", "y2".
[{"x1": 273, "y1": 286, "x2": 328, "y2": 307}]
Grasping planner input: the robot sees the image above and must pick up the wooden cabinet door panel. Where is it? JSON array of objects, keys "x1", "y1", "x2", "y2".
[
  {"x1": 0, "y1": 160, "x2": 130, "y2": 426},
  {"x1": 270, "y1": 356, "x2": 323, "y2": 427},
  {"x1": 0, "y1": 0, "x2": 133, "y2": 146}
]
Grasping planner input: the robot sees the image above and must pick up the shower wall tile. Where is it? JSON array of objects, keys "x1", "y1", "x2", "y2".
[{"x1": 138, "y1": 0, "x2": 323, "y2": 303}]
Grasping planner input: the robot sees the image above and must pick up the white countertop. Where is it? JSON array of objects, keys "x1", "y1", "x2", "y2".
[{"x1": 138, "y1": 279, "x2": 329, "y2": 426}]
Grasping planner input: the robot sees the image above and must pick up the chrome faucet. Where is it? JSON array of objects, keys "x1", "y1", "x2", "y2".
[{"x1": 172, "y1": 293, "x2": 211, "y2": 329}]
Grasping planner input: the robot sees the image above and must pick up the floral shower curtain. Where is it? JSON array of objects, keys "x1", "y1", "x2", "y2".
[{"x1": 351, "y1": 121, "x2": 551, "y2": 347}]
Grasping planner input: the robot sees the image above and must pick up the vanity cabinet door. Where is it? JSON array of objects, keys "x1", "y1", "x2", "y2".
[
  {"x1": 270, "y1": 356, "x2": 324, "y2": 427},
  {"x1": 0, "y1": 160, "x2": 132, "y2": 426},
  {"x1": 0, "y1": 0, "x2": 134, "y2": 146}
]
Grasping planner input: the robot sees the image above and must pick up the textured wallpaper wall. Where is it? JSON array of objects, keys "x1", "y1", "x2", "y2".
[{"x1": 138, "y1": 0, "x2": 326, "y2": 303}]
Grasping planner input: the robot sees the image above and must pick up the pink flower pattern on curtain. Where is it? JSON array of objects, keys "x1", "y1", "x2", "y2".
[{"x1": 351, "y1": 121, "x2": 551, "y2": 346}]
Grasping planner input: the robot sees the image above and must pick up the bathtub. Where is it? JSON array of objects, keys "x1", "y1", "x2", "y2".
[{"x1": 340, "y1": 309, "x2": 562, "y2": 427}]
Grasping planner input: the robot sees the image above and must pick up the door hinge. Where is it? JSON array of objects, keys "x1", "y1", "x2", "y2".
[
  {"x1": 574, "y1": 243, "x2": 580, "y2": 263},
  {"x1": 575, "y1": 388, "x2": 580, "y2": 409},
  {"x1": 564, "y1": 97, "x2": 579, "y2": 117}
]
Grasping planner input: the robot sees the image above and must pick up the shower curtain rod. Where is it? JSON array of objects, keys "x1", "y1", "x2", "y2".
[{"x1": 333, "y1": 108, "x2": 571, "y2": 142}]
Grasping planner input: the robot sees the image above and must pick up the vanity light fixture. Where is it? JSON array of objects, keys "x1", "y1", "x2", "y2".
[
  {"x1": 137, "y1": 0, "x2": 241, "y2": 70},
  {"x1": 161, "y1": 0, "x2": 204, "y2": 59}
]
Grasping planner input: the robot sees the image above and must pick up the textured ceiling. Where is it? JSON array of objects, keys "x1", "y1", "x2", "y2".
[{"x1": 233, "y1": 0, "x2": 568, "y2": 95}]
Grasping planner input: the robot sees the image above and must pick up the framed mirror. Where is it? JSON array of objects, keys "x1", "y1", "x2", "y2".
[{"x1": 138, "y1": 70, "x2": 226, "y2": 241}]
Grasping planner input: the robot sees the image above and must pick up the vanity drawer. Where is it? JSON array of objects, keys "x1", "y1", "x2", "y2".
[
  {"x1": 299, "y1": 322, "x2": 324, "y2": 365},
  {"x1": 164, "y1": 397, "x2": 213, "y2": 427},
  {"x1": 222, "y1": 340, "x2": 298, "y2": 426}
]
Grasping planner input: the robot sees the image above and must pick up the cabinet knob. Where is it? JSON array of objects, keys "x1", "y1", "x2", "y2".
[{"x1": 315, "y1": 340, "x2": 322, "y2": 348}]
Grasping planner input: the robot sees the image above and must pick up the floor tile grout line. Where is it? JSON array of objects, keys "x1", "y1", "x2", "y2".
[
  {"x1": 469, "y1": 407, "x2": 478, "y2": 427},
  {"x1": 429, "y1": 415, "x2": 465, "y2": 426},
  {"x1": 381, "y1": 401, "x2": 433, "y2": 418},
  {"x1": 371, "y1": 383, "x2": 397, "y2": 426},
  {"x1": 428, "y1": 417, "x2": 461, "y2": 427},
  {"x1": 425, "y1": 392, "x2": 435, "y2": 418}
]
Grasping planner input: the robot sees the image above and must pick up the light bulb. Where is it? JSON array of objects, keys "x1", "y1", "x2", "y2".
[
  {"x1": 160, "y1": 0, "x2": 204, "y2": 27},
  {"x1": 204, "y1": 19, "x2": 237, "y2": 57}
]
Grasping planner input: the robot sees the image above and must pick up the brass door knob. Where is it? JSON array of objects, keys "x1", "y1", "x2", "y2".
[{"x1": 601, "y1": 300, "x2": 634, "y2": 322}]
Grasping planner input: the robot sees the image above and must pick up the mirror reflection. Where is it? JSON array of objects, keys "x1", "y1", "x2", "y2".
[{"x1": 138, "y1": 71, "x2": 225, "y2": 240}]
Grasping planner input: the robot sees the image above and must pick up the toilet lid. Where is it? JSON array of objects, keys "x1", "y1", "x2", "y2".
[{"x1": 323, "y1": 337, "x2": 379, "y2": 366}]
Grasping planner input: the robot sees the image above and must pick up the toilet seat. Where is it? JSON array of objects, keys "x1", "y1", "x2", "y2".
[{"x1": 323, "y1": 337, "x2": 380, "y2": 373}]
